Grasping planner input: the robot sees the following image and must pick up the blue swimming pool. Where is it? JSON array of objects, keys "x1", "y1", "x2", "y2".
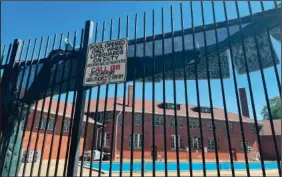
[{"x1": 84, "y1": 161, "x2": 279, "y2": 172}]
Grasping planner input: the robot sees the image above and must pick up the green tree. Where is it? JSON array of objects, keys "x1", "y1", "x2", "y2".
[{"x1": 261, "y1": 96, "x2": 281, "y2": 120}]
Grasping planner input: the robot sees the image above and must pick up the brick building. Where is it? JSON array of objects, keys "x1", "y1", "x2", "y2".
[
  {"x1": 259, "y1": 119, "x2": 281, "y2": 160},
  {"x1": 21, "y1": 98, "x2": 95, "y2": 161},
  {"x1": 22, "y1": 86, "x2": 263, "y2": 161},
  {"x1": 86, "y1": 86, "x2": 260, "y2": 161}
]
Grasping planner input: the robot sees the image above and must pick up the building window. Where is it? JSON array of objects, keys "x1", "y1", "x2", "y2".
[
  {"x1": 178, "y1": 118, "x2": 183, "y2": 128},
  {"x1": 118, "y1": 112, "x2": 123, "y2": 125},
  {"x1": 20, "y1": 121, "x2": 25, "y2": 131},
  {"x1": 206, "y1": 121, "x2": 216, "y2": 131},
  {"x1": 136, "y1": 115, "x2": 141, "y2": 125},
  {"x1": 170, "y1": 118, "x2": 175, "y2": 127},
  {"x1": 166, "y1": 103, "x2": 179, "y2": 110},
  {"x1": 207, "y1": 137, "x2": 217, "y2": 151},
  {"x1": 189, "y1": 120, "x2": 199, "y2": 129},
  {"x1": 179, "y1": 136, "x2": 184, "y2": 149},
  {"x1": 201, "y1": 108, "x2": 211, "y2": 113},
  {"x1": 155, "y1": 117, "x2": 160, "y2": 126},
  {"x1": 98, "y1": 112, "x2": 113, "y2": 122},
  {"x1": 171, "y1": 135, "x2": 184, "y2": 149},
  {"x1": 192, "y1": 107, "x2": 211, "y2": 113},
  {"x1": 190, "y1": 137, "x2": 201, "y2": 150},
  {"x1": 106, "y1": 112, "x2": 113, "y2": 122},
  {"x1": 36, "y1": 117, "x2": 47, "y2": 130},
  {"x1": 99, "y1": 112, "x2": 104, "y2": 122},
  {"x1": 251, "y1": 124, "x2": 256, "y2": 132},
  {"x1": 100, "y1": 132, "x2": 110, "y2": 147},
  {"x1": 224, "y1": 123, "x2": 232, "y2": 132},
  {"x1": 128, "y1": 133, "x2": 142, "y2": 149},
  {"x1": 63, "y1": 120, "x2": 70, "y2": 132},
  {"x1": 170, "y1": 118, "x2": 183, "y2": 128},
  {"x1": 36, "y1": 117, "x2": 56, "y2": 131},
  {"x1": 48, "y1": 119, "x2": 55, "y2": 131},
  {"x1": 240, "y1": 140, "x2": 252, "y2": 152},
  {"x1": 154, "y1": 117, "x2": 164, "y2": 127},
  {"x1": 168, "y1": 104, "x2": 175, "y2": 109}
]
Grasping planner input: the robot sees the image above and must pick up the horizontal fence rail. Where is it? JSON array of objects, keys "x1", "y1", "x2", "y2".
[{"x1": 0, "y1": 1, "x2": 281, "y2": 177}]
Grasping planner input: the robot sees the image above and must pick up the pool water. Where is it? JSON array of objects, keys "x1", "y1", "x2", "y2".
[{"x1": 84, "y1": 161, "x2": 279, "y2": 172}]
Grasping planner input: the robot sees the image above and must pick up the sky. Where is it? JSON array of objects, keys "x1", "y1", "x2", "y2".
[{"x1": 1, "y1": 1, "x2": 281, "y2": 121}]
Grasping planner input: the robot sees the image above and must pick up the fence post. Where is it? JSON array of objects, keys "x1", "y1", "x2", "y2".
[
  {"x1": 0, "y1": 39, "x2": 23, "y2": 176},
  {"x1": 67, "y1": 20, "x2": 93, "y2": 176}
]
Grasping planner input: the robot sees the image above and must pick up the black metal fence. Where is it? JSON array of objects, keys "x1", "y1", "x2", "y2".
[{"x1": 0, "y1": 1, "x2": 281, "y2": 177}]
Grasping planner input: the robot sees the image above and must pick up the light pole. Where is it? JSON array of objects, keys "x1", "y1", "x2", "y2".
[{"x1": 114, "y1": 111, "x2": 122, "y2": 161}]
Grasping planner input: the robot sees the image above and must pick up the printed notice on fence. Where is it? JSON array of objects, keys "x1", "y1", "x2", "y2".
[{"x1": 83, "y1": 38, "x2": 128, "y2": 86}]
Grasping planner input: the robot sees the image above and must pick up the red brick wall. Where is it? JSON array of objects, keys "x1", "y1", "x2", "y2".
[
  {"x1": 22, "y1": 131, "x2": 84, "y2": 160},
  {"x1": 101, "y1": 112, "x2": 259, "y2": 161},
  {"x1": 84, "y1": 122, "x2": 94, "y2": 151},
  {"x1": 260, "y1": 135, "x2": 281, "y2": 160},
  {"x1": 22, "y1": 111, "x2": 91, "y2": 159},
  {"x1": 23, "y1": 110, "x2": 259, "y2": 161}
]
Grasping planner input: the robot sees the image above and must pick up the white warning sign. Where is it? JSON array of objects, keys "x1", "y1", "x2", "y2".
[{"x1": 83, "y1": 38, "x2": 128, "y2": 86}]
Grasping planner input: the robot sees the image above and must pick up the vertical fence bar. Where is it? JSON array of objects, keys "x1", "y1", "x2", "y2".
[
  {"x1": 0, "y1": 41, "x2": 24, "y2": 155},
  {"x1": 109, "y1": 17, "x2": 121, "y2": 177},
  {"x1": 12, "y1": 39, "x2": 32, "y2": 176},
  {"x1": 190, "y1": 2, "x2": 206, "y2": 176},
  {"x1": 18, "y1": 38, "x2": 39, "y2": 177},
  {"x1": 80, "y1": 76, "x2": 92, "y2": 177},
  {"x1": 129, "y1": 14, "x2": 138, "y2": 177},
  {"x1": 141, "y1": 12, "x2": 146, "y2": 177},
  {"x1": 259, "y1": 1, "x2": 281, "y2": 93},
  {"x1": 63, "y1": 29, "x2": 83, "y2": 177},
  {"x1": 36, "y1": 35, "x2": 61, "y2": 177},
  {"x1": 45, "y1": 33, "x2": 65, "y2": 177},
  {"x1": 20, "y1": 37, "x2": 44, "y2": 176},
  {"x1": 45, "y1": 33, "x2": 67, "y2": 177},
  {"x1": 97, "y1": 21, "x2": 108, "y2": 177},
  {"x1": 0, "y1": 39, "x2": 23, "y2": 176},
  {"x1": 119, "y1": 16, "x2": 129, "y2": 177},
  {"x1": 4, "y1": 44, "x2": 12, "y2": 66},
  {"x1": 200, "y1": 1, "x2": 221, "y2": 176},
  {"x1": 1, "y1": 40, "x2": 23, "y2": 158},
  {"x1": 88, "y1": 23, "x2": 99, "y2": 177},
  {"x1": 222, "y1": 1, "x2": 254, "y2": 177},
  {"x1": 53, "y1": 32, "x2": 74, "y2": 176},
  {"x1": 235, "y1": 1, "x2": 258, "y2": 176},
  {"x1": 79, "y1": 22, "x2": 101, "y2": 177},
  {"x1": 29, "y1": 36, "x2": 50, "y2": 176},
  {"x1": 211, "y1": 1, "x2": 236, "y2": 176},
  {"x1": 67, "y1": 20, "x2": 93, "y2": 176},
  {"x1": 170, "y1": 6, "x2": 181, "y2": 177},
  {"x1": 278, "y1": 1, "x2": 282, "y2": 173},
  {"x1": 46, "y1": 33, "x2": 69, "y2": 176},
  {"x1": 86, "y1": 20, "x2": 110, "y2": 177},
  {"x1": 151, "y1": 10, "x2": 157, "y2": 177},
  {"x1": 0, "y1": 44, "x2": 6, "y2": 66},
  {"x1": 246, "y1": 1, "x2": 281, "y2": 176},
  {"x1": 180, "y1": 3, "x2": 193, "y2": 177},
  {"x1": 161, "y1": 7, "x2": 168, "y2": 177}
]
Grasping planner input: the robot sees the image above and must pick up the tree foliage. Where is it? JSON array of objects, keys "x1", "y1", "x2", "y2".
[{"x1": 261, "y1": 96, "x2": 281, "y2": 120}]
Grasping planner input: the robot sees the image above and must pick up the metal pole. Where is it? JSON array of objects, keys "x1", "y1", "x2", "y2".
[
  {"x1": 0, "y1": 39, "x2": 22, "y2": 177},
  {"x1": 66, "y1": 20, "x2": 93, "y2": 176}
]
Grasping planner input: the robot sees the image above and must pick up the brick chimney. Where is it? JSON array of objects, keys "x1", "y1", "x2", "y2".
[
  {"x1": 239, "y1": 88, "x2": 250, "y2": 118},
  {"x1": 127, "y1": 85, "x2": 133, "y2": 107}
]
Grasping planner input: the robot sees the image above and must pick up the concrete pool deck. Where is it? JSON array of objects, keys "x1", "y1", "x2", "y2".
[{"x1": 17, "y1": 160, "x2": 280, "y2": 176}]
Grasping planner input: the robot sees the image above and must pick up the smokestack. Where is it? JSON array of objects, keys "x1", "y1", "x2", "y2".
[
  {"x1": 239, "y1": 88, "x2": 250, "y2": 118},
  {"x1": 127, "y1": 85, "x2": 133, "y2": 107}
]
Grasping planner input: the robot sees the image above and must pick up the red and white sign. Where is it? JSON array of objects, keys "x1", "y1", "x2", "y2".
[{"x1": 83, "y1": 38, "x2": 128, "y2": 86}]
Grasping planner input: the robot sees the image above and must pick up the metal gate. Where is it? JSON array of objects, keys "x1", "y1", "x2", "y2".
[{"x1": 0, "y1": 1, "x2": 281, "y2": 176}]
